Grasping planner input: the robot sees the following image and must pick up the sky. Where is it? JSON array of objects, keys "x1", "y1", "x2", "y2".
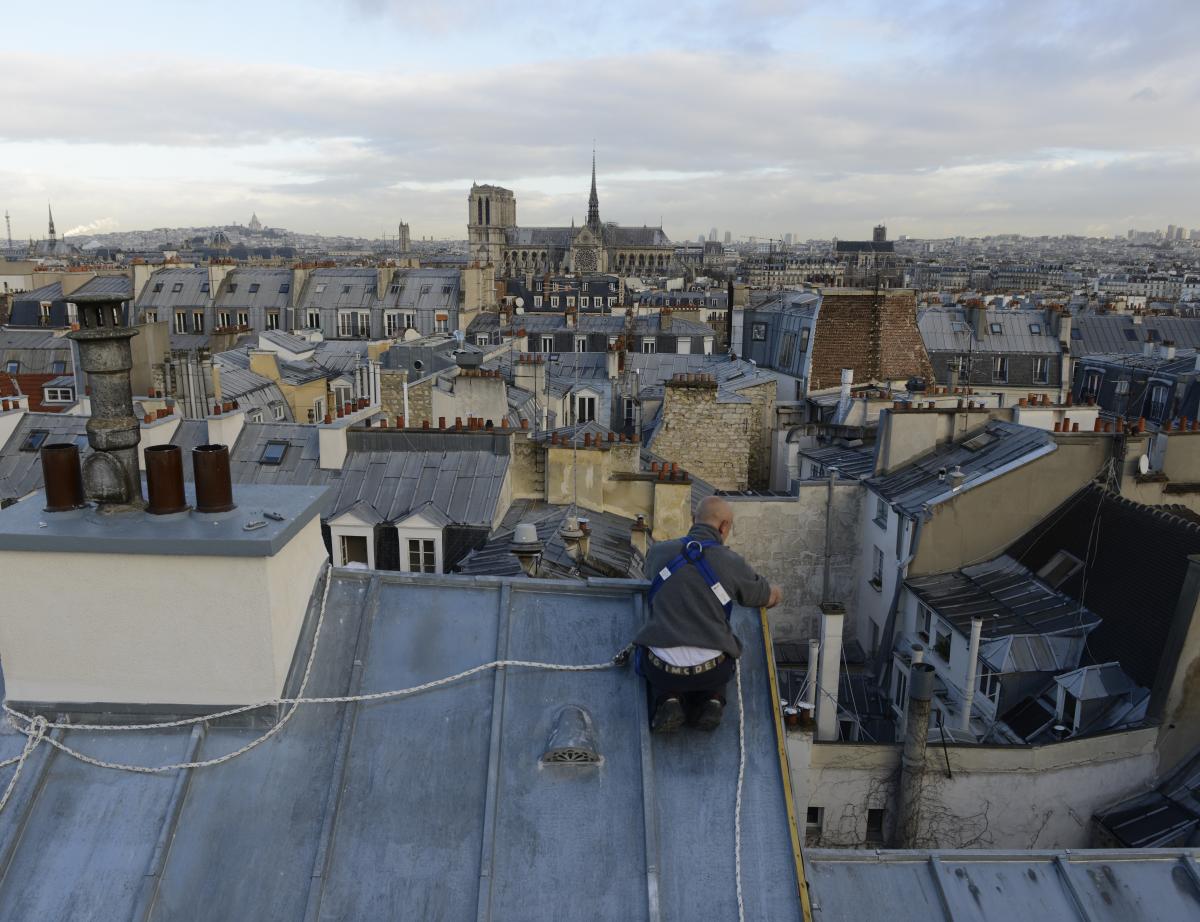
[{"x1": 2, "y1": 0, "x2": 1198, "y2": 242}]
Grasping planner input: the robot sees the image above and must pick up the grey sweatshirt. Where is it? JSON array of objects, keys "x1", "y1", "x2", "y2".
[{"x1": 632, "y1": 523, "x2": 772, "y2": 658}]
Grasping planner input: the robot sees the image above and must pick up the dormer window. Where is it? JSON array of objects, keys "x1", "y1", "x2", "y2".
[{"x1": 172, "y1": 282, "x2": 183, "y2": 293}]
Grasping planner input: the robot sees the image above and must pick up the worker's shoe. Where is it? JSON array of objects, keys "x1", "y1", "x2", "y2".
[
  {"x1": 693, "y1": 697, "x2": 725, "y2": 731},
  {"x1": 651, "y1": 697, "x2": 685, "y2": 733}
]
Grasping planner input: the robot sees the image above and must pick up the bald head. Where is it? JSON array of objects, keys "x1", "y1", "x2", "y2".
[{"x1": 696, "y1": 495, "x2": 734, "y2": 542}]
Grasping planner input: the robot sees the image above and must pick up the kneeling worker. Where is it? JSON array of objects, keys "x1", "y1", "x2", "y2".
[{"x1": 633, "y1": 495, "x2": 782, "y2": 732}]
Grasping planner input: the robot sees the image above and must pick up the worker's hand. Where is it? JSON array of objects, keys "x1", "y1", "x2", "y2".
[{"x1": 765, "y1": 585, "x2": 783, "y2": 609}]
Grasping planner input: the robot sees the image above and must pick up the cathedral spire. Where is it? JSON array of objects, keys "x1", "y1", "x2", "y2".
[
  {"x1": 586, "y1": 149, "x2": 600, "y2": 228},
  {"x1": 48, "y1": 203, "x2": 56, "y2": 243}
]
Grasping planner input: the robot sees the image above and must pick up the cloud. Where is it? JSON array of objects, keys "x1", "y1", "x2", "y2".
[{"x1": 1, "y1": 0, "x2": 1198, "y2": 237}]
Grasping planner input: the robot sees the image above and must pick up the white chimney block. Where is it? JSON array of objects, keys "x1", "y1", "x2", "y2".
[{"x1": 815, "y1": 603, "x2": 845, "y2": 741}]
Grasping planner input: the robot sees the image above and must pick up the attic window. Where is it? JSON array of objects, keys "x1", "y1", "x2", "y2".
[
  {"x1": 259, "y1": 440, "x2": 288, "y2": 465},
  {"x1": 152, "y1": 282, "x2": 163, "y2": 293},
  {"x1": 21, "y1": 429, "x2": 49, "y2": 452},
  {"x1": 1029, "y1": 323, "x2": 1041, "y2": 334},
  {"x1": 1072, "y1": 328, "x2": 1083, "y2": 340},
  {"x1": 989, "y1": 322, "x2": 1003, "y2": 334},
  {"x1": 390, "y1": 284, "x2": 400, "y2": 293},
  {"x1": 249, "y1": 283, "x2": 260, "y2": 293},
  {"x1": 228, "y1": 283, "x2": 237, "y2": 293},
  {"x1": 1123, "y1": 329, "x2": 1139, "y2": 341},
  {"x1": 950, "y1": 321, "x2": 968, "y2": 333},
  {"x1": 172, "y1": 282, "x2": 183, "y2": 293},
  {"x1": 315, "y1": 283, "x2": 327, "y2": 294},
  {"x1": 6, "y1": 360, "x2": 19, "y2": 373},
  {"x1": 342, "y1": 285, "x2": 352, "y2": 294},
  {"x1": 1037, "y1": 550, "x2": 1083, "y2": 589},
  {"x1": 200, "y1": 282, "x2": 210, "y2": 293},
  {"x1": 961, "y1": 432, "x2": 996, "y2": 452},
  {"x1": 279, "y1": 283, "x2": 290, "y2": 293}
]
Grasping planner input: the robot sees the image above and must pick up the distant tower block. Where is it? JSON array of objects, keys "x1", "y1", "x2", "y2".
[{"x1": 873, "y1": 224, "x2": 887, "y2": 244}]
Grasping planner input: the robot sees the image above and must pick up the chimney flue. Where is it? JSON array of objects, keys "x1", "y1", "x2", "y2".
[
  {"x1": 145, "y1": 444, "x2": 188, "y2": 515},
  {"x1": 192, "y1": 444, "x2": 236, "y2": 513},
  {"x1": 40, "y1": 443, "x2": 87, "y2": 512}
]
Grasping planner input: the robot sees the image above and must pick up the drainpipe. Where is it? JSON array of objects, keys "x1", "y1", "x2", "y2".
[
  {"x1": 800, "y1": 637, "x2": 820, "y2": 729},
  {"x1": 402, "y1": 370, "x2": 410, "y2": 425},
  {"x1": 960, "y1": 617, "x2": 983, "y2": 732},
  {"x1": 895, "y1": 662, "x2": 935, "y2": 848},
  {"x1": 822, "y1": 467, "x2": 839, "y2": 603},
  {"x1": 815, "y1": 602, "x2": 845, "y2": 741}
]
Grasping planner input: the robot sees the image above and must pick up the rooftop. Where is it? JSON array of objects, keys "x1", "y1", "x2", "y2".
[{"x1": 0, "y1": 573, "x2": 803, "y2": 921}]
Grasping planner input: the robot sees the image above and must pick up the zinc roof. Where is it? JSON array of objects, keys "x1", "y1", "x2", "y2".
[
  {"x1": 0, "y1": 573, "x2": 803, "y2": 922},
  {"x1": 918, "y1": 307, "x2": 1061, "y2": 354}
]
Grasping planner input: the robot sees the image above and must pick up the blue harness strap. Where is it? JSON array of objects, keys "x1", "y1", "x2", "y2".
[{"x1": 646, "y1": 538, "x2": 733, "y2": 620}]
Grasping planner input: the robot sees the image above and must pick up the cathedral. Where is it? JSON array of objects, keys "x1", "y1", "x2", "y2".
[{"x1": 468, "y1": 156, "x2": 673, "y2": 277}]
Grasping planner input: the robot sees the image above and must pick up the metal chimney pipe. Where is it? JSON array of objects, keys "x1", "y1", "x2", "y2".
[
  {"x1": 894, "y1": 662, "x2": 936, "y2": 848},
  {"x1": 40, "y1": 443, "x2": 87, "y2": 512},
  {"x1": 145, "y1": 444, "x2": 188, "y2": 515},
  {"x1": 960, "y1": 617, "x2": 983, "y2": 731},
  {"x1": 192, "y1": 443, "x2": 236, "y2": 513}
]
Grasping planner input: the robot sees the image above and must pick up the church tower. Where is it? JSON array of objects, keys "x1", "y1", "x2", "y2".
[
  {"x1": 48, "y1": 204, "x2": 56, "y2": 245},
  {"x1": 467, "y1": 183, "x2": 515, "y2": 267}
]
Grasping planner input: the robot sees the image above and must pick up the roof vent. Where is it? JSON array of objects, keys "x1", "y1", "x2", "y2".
[
  {"x1": 510, "y1": 522, "x2": 544, "y2": 577},
  {"x1": 947, "y1": 466, "x2": 966, "y2": 490},
  {"x1": 541, "y1": 706, "x2": 601, "y2": 764}
]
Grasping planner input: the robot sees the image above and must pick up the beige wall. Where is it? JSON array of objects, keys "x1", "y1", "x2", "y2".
[
  {"x1": 249, "y1": 350, "x2": 328, "y2": 422},
  {"x1": 725, "y1": 485, "x2": 863, "y2": 641},
  {"x1": 788, "y1": 727, "x2": 1159, "y2": 849},
  {"x1": 0, "y1": 517, "x2": 328, "y2": 707},
  {"x1": 911, "y1": 434, "x2": 1113, "y2": 575},
  {"x1": 430, "y1": 371, "x2": 508, "y2": 427}
]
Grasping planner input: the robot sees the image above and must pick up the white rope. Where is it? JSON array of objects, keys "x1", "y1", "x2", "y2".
[
  {"x1": 734, "y1": 660, "x2": 746, "y2": 922},
  {"x1": 0, "y1": 715, "x2": 46, "y2": 813}
]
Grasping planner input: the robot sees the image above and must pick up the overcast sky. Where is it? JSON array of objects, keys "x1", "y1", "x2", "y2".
[{"x1": 3, "y1": 0, "x2": 1198, "y2": 242}]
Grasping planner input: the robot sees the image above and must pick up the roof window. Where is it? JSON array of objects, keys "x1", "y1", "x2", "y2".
[
  {"x1": 961, "y1": 431, "x2": 996, "y2": 452},
  {"x1": 1037, "y1": 550, "x2": 1083, "y2": 589},
  {"x1": 20, "y1": 429, "x2": 49, "y2": 452},
  {"x1": 1029, "y1": 323, "x2": 1041, "y2": 334},
  {"x1": 279, "y1": 283, "x2": 290, "y2": 293},
  {"x1": 6, "y1": 360, "x2": 19, "y2": 374},
  {"x1": 1123, "y1": 329, "x2": 1139, "y2": 341},
  {"x1": 171, "y1": 283, "x2": 183, "y2": 293},
  {"x1": 152, "y1": 282, "x2": 163, "y2": 293},
  {"x1": 249, "y1": 283, "x2": 261, "y2": 293},
  {"x1": 228, "y1": 283, "x2": 238, "y2": 293},
  {"x1": 200, "y1": 282, "x2": 210, "y2": 293},
  {"x1": 259, "y1": 440, "x2": 288, "y2": 465},
  {"x1": 989, "y1": 322, "x2": 1003, "y2": 334},
  {"x1": 1071, "y1": 328, "x2": 1082, "y2": 340}
]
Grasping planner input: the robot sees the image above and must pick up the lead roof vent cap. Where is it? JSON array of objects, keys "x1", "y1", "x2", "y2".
[{"x1": 541, "y1": 706, "x2": 601, "y2": 764}]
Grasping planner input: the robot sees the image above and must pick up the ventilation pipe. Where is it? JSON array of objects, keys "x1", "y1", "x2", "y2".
[
  {"x1": 815, "y1": 602, "x2": 845, "y2": 741},
  {"x1": 192, "y1": 443, "x2": 235, "y2": 513},
  {"x1": 510, "y1": 522, "x2": 543, "y2": 577},
  {"x1": 960, "y1": 617, "x2": 983, "y2": 732},
  {"x1": 144, "y1": 444, "x2": 188, "y2": 515},
  {"x1": 894, "y1": 662, "x2": 936, "y2": 848},
  {"x1": 40, "y1": 443, "x2": 86, "y2": 512},
  {"x1": 800, "y1": 637, "x2": 820, "y2": 728},
  {"x1": 822, "y1": 468, "x2": 839, "y2": 602}
]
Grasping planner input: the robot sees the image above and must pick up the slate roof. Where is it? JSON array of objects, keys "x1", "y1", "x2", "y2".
[
  {"x1": 379, "y1": 268, "x2": 460, "y2": 314},
  {"x1": 1096, "y1": 747, "x2": 1200, "y2": 848},
  {"x1": 0, "y1": 411, "x2": 89, "y2": 501},
  {"x1": 70, "y1": 274, "x2": 132, "y2": 299},
  {"x1": 215, "y1": 268, "x2": 293, "y2": 311},
  {"x1": 504, "y1": 226, "x2": 574, "y2": 247},
  {"x1": 216, "y1": 347, "x2": 327, "y2": 386},
  {"x1": 805, "y1": 848, "x2": 1200, "y2": 921},
  {"x1": 0, "y1": 329, "x2": 73, "y2": 373},
  {"x1": 1006, "y1": 483, "x2": 1200, "y2": 688},
  {"x1": 906, "y1": 555, "x2": 1101, "y2": 640},
  {"x1": 868, "y1": 420, "x2": 1055, "y2": 515},
  {"x1": 918, "y1": 307, "x2": 1062, "y2": 354},
  {"x1": 295, "y1": 268, "x2": 379, "y2": 311},
  {"x1": 1072, "y1": 313, "x2": 1200, "y2": 357},
  {"x1": 468, "y1": 313, "x2": 714, "y2": 338},
  {"x1": 1056, "y1": 661, "x2": 1139, "y2": 700},
  {"x1": 224, "y1": 425, "x2": 510, "y2": 525},
  {"x1": 134, "y1": 267, "x2": 212, "y2": 310},
  {"x1": 455, "y1": 499, "x2": 642, "y2": 579},
  {"x1": 0, "y1": 573, "x2": 803, "y2": 922},
  {"x1": 607, "y1": 225, "x2": 671, "y2": 246},
  {"x1": 259, "y1": 330, "x2": 315, "y2": 355},
  {"x1": 209, "y1": 365, "x2": 292, "y2": 420},
  {"x1": 796, "y1": 444, "x2": 876, "y2": 480}
]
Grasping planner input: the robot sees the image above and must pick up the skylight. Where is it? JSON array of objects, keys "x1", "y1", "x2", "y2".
[
  {"x1": 259, "y1": 440, "x2": 288, "y2": 465},
  {"x1": 1123, "y1": 329, "x2": 1139, "y2": 341},
  {"x1": 961, "y1": 432, "x2": 996, "y2": 452},
  {"x1": 1037, "y1": 550, "x2": 1083, "y2": 589},
  {"x1": 20, "y1": 429, "x2": 49, "y2": 452}
]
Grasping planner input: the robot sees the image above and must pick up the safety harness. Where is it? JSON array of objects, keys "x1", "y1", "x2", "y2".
[{"x1": 647, "y1": 538, "x2": 733, "y2": 619}]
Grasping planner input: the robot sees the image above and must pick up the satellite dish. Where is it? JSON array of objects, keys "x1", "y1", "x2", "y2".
[
  {"x1": 514, "y1": 297, "x2": 525, "y2": 308},
  {"x1": 1138, "y1": 454, "x2": 1150, "y2": 476}
]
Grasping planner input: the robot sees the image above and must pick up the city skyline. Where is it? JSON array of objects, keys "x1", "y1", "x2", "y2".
[{"x1": 2, "y1": 0, "x2": 1198, "y2": 241}]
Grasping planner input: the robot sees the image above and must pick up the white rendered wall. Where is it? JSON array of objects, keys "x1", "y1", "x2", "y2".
[{"x1": 0, "y1": 515, "x2": 327, "y2": 707}]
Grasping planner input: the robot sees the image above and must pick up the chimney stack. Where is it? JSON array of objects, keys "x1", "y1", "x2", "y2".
[
  {"x1": 68, "y1": 294, "x2": 144, "y2": 509},
  {"x1": 40, "y1": 443, "x2": 86, "y2": 512},
  {"x1": 894, "y1": 662, "x2": 936, "y2": 847},
  {"x1": 815, "y1": 602, "x2": 845, "y2": 741}
]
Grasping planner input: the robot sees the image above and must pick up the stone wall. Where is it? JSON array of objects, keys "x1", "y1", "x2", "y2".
[
  {"x1": 380, "y1": 369, "x2": 434, "y2": 427},
  {"x1": 652, "y1": 377, "x2": 767, "y2": 490},
  {"x1": 724, "y1": 485, "x2": 863, "y2": 642}
]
